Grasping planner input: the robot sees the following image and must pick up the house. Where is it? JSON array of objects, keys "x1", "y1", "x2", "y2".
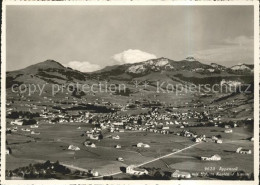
[
  {"x1": 236, "y1": 147, "x2": 251, "y2": 154},
  {"x1": 89, "y1": 170, "x2": 99, "y2": 177},
  {"x1": 84, "y1": 141, "x2": 96, "y2": 148},
  {"x1": 175, "y1": 121, "x2": 180, "y2": 125},
  {"x1": 68, "y1": 145, "x2": 80, "y2": 151},
  {"x1": 112, "y1": 135, "x2": 120, "y2": 140},
  {"x1": 11, "y1": 127, "x2": 18, "y2": 132},
  {"x1": 6, "y1": 147, "x2": 11, "y2": 155},
  {"x1": 126, "y1": 165, "x2": 148, "y2": 175},
  {"x1": 195, "y1": 138, "x2": 202, "y2": 143},
  {"x1": 224, "y1": 129, "x2": 233, "y2": 133},
  {"x1": 31, "y1": 131, "x2": 40, "y2": 135},
  {"x1": 143, "y1": 144, "x2": 150, "y2": 148},
  {"x1": 162, "y1": 126, "x2": 169, "y2": 130},
  {"x1": 21, "y1": 128, "x2": 31, "y2": 132},
  {"x1": 137, "y1": 143, "x2": 150, "y2": 148},
  {"x1": 171, "y1": 170, "x2": 191, "y2": 179},
  {"x1": 10, "y1": 119, "x2": 23, "y2": 126},
  {"x1": 30, "y1": 125, "x2": 39, "y2": 128},
  {"x1": 201, "y1": 154, "x2": 221, "y2": 161},
  {"x1": 216, "y1": 139, "x2": 223, "y2": 144},
  {"x1": 117, "y1": 157, "x2": 124, "y2": 162},
  {"x1": 113, "y1": 122, "x2": 124, "y2": 126}
]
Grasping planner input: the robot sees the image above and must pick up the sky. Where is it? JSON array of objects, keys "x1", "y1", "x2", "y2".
[{"x1": 6, "y1": 5, "x2": 254, "y2": 72}]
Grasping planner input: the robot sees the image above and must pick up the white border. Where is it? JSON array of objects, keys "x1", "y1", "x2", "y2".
[{"x1": 1, "y1": 1, "x2": 259, "y2": 185}]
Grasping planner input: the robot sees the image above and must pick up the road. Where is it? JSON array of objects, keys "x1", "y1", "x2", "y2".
[{"x1": 87, "y1": 142, "x2": 201, "y2": 179}]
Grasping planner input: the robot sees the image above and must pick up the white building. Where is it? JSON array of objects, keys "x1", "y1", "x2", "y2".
[
  {"x1": 171, "y1": 170, "x2": 191, "y2": 179},
  {"x1": 112, "y1": 135, "x2": 120, "y2": 140},
  {"x1": 224, "y1": 129, "x2": 233, "y2": 133},
  {"x1": 236, "y1": 147, "x2": 251, "y2": 154},
  {"x1": 10, "y1": 119, "x2": 23, "y2": 126},
  {"x1": 126, "y1": 165, "x2": 148, "y2": 175},
  {"x1": 68, "y1": 145, "x2": 80, "y2": 151},
  {"x1": 201, "y1": 154, "x2": 221, "y2": 161},
  {"x1": 137, "y1": 143, "x2": 150, "y2": 148},
  {"x1": 216, "y1": 139, "x2": 223, "y2": 144}
]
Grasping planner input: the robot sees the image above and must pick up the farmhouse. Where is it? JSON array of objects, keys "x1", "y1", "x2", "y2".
[
  {"x1": 31, "y1": 131, "x2": 40, "y2": 135},
  {"x1": 115, "y1": 144, "x2": 122, "y2": 149},
  {"x1": 126, "y1": 165, "x2": 148, "y2": 175},
  {"x1": 30, "y1": 125, "x2": 39, "y2": 128},
  {"x1": 84, "y1": 141, "x2": 96, "y2": 148},
  {"x1": 21, "y1": 128, "x2": 30, "y2": 132},
  {"x1": 6, "y1": 147, "x2": 12, "y2": 155},
  {"x1": 162, "y1": 126, "x2": 169, "y2": 130},
  {"x1": 171, "y1": 170, "x2": 191, "y2": 179},
  {"x1": 195, "y1": 138, "x2": 202, "y2": 143},
  {"x1": 201, "y1": 154, "x2": 221, "y2": 161},
  {"x1": 89, "y1": 170, "x2": 99, "y2": 177},
  {"x1": 10, "y1": 119, "x2": 23, "y2": 126},
  {"x1": 137, "y1": 143, "x2": 150, "y2": 148},
  {"x1": 112, "y1": 135, "x2": 120, "y2": 140},
  {"x1": 113, "y1": 122, "x2": 124, "y2": 126},
  {"x1": 215, "y1": 139, "x2": 223, "y2": 144},
  {"x1": 236, "y1": 147, "x2": 251, "y2": 154},
  {"x1": 68, "y1": 145, "x2": 80, "y2": 151},
  {"x1": 117, "y1": 157, "x2": 124, "y2": 162},
  {"x1": 224, "y1": 129, "x2": 233, "y2": 133},
  {"x1": 11, "y1": 127, "x2": 18, "y2": 132},
  {"x1": 225, "y1": 125, "x2": 231, "y2": 129}
]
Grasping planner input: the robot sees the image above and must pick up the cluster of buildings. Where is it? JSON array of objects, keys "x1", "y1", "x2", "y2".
[{"x1": 126, "y1": 165, "x2": 192, "y2": 179}]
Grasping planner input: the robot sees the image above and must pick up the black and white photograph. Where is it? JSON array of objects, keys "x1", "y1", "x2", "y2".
[{"x1": 1, "y1": 1, "x2": 259, "y2": 184}]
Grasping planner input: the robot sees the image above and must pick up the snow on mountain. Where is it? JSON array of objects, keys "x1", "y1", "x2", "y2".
[
  {"x1": 185, "y1": 57, "x2": 196, "y2": 62},
  {"x1": 126, "y1": 58, "x2": 174, "y2": 74},
  {"x1": 154, "y1": 58, "x2": 169, "y2": 66},
  {"x1": 145, "y1": 58, "x2": 169, "y2": 66},
  {"x1": 127, "y1": 64, "x2": 147, "y2": 74},
  {"x1": 231, "y1": 63, "x2": 254, "y2": 73}
]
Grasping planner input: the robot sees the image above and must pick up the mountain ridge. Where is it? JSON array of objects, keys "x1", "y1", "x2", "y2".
[{"x1": 6, "y1": 58, "x2": 254, "y2": 90}]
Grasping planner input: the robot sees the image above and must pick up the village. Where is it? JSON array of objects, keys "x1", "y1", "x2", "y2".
[{"x1": 5, "y1": 90, "x2": 254, "y2": 180}]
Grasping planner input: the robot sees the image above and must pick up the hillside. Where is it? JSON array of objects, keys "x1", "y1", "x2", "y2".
[{"x1": 6, "y1": 58, "x2": 254, "y2": 103}]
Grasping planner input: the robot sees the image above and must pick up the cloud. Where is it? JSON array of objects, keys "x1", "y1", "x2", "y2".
[
  {"x1": 64, "y1": 61, "x2": 101, "y2": 72},
  {"x1": 113, "y1": 49, "x2": 157, "y2": 64},
  {"x1": 223, "y1": 35, "x2": 253, "y2": 46},
  {"x1": 193, "y1": 36, "x2": 253, "y2": 67}
]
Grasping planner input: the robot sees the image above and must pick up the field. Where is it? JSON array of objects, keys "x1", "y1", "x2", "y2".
[
  {"x1": 6, "y1": 120, "x2": 253, "y2": 179},
  {"x1": 6, "y1": 121, "x2": 192, "y2": 175},
  {"x1": 152, "y1": 127, "x2": 254, "y2": 173}
]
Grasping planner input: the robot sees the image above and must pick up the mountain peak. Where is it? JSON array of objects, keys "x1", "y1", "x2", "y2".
[
  {"x1": 24, "y1": 60, "x2": 65, "y2": 71},
  {"x1": 231, "y1": 63, "x2": 254, "y2": 71},
  {"x1": 39, "y1": 59, "x2": 65, "y2": 68},
  {"x1": 185, "y1": 57, "x2": 196, "y2": 62}
]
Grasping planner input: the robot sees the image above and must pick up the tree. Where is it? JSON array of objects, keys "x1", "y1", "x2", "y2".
[
  {"x1": 99, "y1": 134, "x2": 103, "y2": 140},
  {"x1": 137, "y1": 116, "x2": 142, "y2": 125},
  {"x1": 154, "y1": 171, "x2": 163, "y2": 179}
]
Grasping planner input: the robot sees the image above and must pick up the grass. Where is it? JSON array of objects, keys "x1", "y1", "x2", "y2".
[{"x1": 6, "y1": 115, "x2": 254, "y2": 178}]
